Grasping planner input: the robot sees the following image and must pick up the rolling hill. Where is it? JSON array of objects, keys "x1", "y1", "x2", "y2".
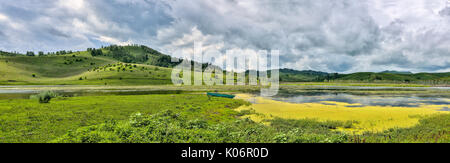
[
  {"x1": 335, "y1": 72, "x2": 450, "y2": 84},
  {"x1": 278, "y1": 69, "x2": 330, "y2": 82},
  {"x1": 0, "y1": 48, "x2": 173, "y2": 85},
  {"x1": 98, "y1": 45, "x2": 178, "y2": 68},
  {"x1": 0, "y1": 45, "x2": 449, "y2": 85},
  {"x1": 380, "y1": 70, "x2": 412, "y2": 74}
]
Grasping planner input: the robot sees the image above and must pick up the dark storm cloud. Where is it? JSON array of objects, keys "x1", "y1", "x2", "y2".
[
  {"x1": 0, "y1": 0, "x2": 174, "y2": 52},
  {"x1": 0, "y1": 0, "x2": 449, "y2": 72},
  {"x1": 440, "y1": 7, "x2": 450, "y2": 17},
  {"x1": 46, "y1": 28, "x2": 70, "y2": 38},
  {"x1": 155, "y1": 0, "x2": 383, "y2": 72}
]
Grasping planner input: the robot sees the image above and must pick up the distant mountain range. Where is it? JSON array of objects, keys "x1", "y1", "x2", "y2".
[
  {"x1": 278, "y1": 69, "x2": 449, "y2": 83},
  {"x1": 380, "y1": 70, "x2": 413, "y2": 74}
]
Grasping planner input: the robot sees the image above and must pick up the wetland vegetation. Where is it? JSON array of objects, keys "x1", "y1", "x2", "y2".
[{"x1": 0, "y1": 87, "x2": 448, "y2": 143}]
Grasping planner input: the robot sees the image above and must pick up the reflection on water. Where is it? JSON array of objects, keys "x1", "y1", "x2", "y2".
[
  {"x1": 440, "y1": 107, "x2": 450, "y2": 111},
  {"x1": 271, "y1": 93, "x2": 450, "y2": 108},
  {"x1": 0, "y1": 89, "x2": 39, "y2": 93},
  {"x1": 303, "y1": 85, "x2": 450, "y2": 90}
]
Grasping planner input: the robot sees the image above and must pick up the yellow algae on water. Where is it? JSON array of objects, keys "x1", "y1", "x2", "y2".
[{"x1": 235, "y1": 94, "x2": 449, "y2": 134}]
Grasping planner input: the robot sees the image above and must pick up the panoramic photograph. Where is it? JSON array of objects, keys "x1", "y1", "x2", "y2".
[{"x1": 0, "y1": 0, "x2": 449, "y2": 158}]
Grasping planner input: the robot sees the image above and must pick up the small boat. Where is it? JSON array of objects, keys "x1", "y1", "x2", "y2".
[{"x1": 207, "y1": 92, "x2": 235, "y2": 99}]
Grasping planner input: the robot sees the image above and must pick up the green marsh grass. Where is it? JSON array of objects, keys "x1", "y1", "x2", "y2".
[
  {"x1": 0, "y1": 94, "x2": 247, "y2": 143},
  {"x1": 0, "y1": 93, "x2": 448, "y2": 143}
]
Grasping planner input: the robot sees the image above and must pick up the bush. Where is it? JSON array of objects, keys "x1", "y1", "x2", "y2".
[
  {"x1": 186, "y1": 119, "x2": 208, "y2": 129},
  {"x1": 30, "y1": 90, "x2": 60, "y2": 103}
]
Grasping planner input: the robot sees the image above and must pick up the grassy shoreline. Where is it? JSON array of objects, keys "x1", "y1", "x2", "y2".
[
  {"x1": 0, "y1": 92, "x2": 448, "y2": 143},
  {"x1": 0, "y1": 94, "x2": 247, "y2": 143}
]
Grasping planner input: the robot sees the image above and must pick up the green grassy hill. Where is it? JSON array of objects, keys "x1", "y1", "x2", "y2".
[
  {"x1": 1, "y1": 45, "x2": 449, "y2": 85},
  {"x1": 335, "y1": 72, "x2": 450, "y2": 84},
  {"x1": 278, "y1": 69, "x2": 329, "y2": 82},
  {"x1": 380, "y1": 70, "x2": 412, "y2": 74},
  {"x1": 0, "y1": 50, "x2": 172, "y2": 85},
  {"x1": 1, "y1": 53, "x2": 113, "y2": 78},
  {"x1": 0, "y1": 50, "x2": 20, "y2": 57},
  {"x1": 262, "y1": 69, "x2": 449, "y2": 84},
  {"x1": 98, "y1": 45, "x2": 178, "y2": 68},
  {"x1": 274, "y1": 69, "x2": 449, "y2": 85}
]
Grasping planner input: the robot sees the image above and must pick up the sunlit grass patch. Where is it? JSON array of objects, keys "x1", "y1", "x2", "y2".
[{"x1": 235, "y1": 94, "x2": 449, "y2": 134}]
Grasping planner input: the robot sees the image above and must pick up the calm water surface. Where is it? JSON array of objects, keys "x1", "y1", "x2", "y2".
[
  {"x1": 268, "y1": 92, "x2": 450, "y2": 111},
  {"x1": 0, "y1": 85, "x2": 449, "y2": 110}
]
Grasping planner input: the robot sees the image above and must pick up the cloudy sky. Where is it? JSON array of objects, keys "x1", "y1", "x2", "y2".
[{"x1": 0, "y1": 0, "x2": 449, "y2": 73}]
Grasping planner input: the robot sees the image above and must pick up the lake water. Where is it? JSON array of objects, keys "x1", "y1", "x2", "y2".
[
  {"x1": 0, "y1": 86, "x2": 188, "y2": 99},
  {"x1": 270, "y1": 92, "x2": 450, "y2": 110},
  {"x1": 0, "y1": 85, "x2": 449, "y2": 108},
  {"x1": 235, "y1": 89, "x2": 450, "y2": 133}
]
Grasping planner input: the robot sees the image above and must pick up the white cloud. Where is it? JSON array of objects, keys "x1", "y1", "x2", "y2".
[
  {"x1": 57, "y1": 0, "x2": 85, "y2": 11},
  {"x1": 97, "y1": 36, "x2": 132, "y2": 46},
  {"x1": 0, "y1": 13, "x2": 7, "y2": 21},
  {"x1": 0, "y1": 0, "x2": 448, "y2": 72}
]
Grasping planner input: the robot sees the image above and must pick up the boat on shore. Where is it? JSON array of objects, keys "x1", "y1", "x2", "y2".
[{"x1": 206, "y1": 92, "x2": 236, "y2": 99}]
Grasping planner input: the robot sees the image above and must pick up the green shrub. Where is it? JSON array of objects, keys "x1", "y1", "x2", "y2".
[
  {"x1": 186, "y1": 119, "x2": 208, "y2": 129},
  {"x1": 30, "y1": 90, "x2": 60, "y2": 103}
]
